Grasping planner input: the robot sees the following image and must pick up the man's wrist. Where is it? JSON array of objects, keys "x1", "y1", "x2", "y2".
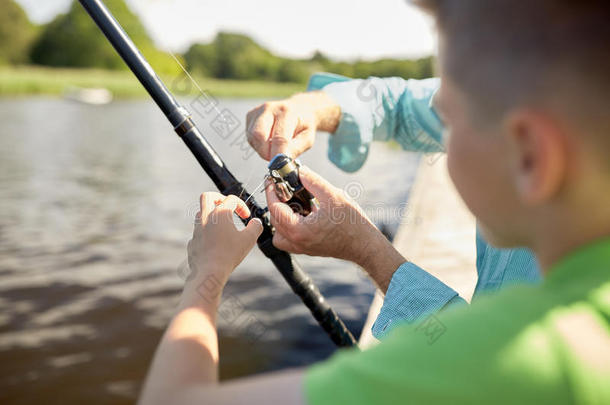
[
  {"x1": 289, "y1": 91, "x2": 341, "y2": 133},
  {"x1": 354, "y1": 230, "x2": 405, "y2": 293},
  {"x1": 314, "y1": 92, "x2": 341, "y2": 133}
]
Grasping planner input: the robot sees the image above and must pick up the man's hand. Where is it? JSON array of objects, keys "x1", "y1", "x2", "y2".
[
  {"x1": 246, "y1": 91, "x2": 341, "y2": 161},
  {"x1": 265, "y1": 167, "x2": 405, "y2": 292},
  {"x1": 186, "y1": 192, "x2": 263, "y2": 293}
]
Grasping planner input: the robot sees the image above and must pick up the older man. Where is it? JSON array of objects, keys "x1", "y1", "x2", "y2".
[{"x1": 244, "y1": 71, "x2": 540, "y2": 338}]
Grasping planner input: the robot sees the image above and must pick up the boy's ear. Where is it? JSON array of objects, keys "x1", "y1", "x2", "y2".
[{"x1": 504, "y1": 110, "x2": 567, "y2": 206}]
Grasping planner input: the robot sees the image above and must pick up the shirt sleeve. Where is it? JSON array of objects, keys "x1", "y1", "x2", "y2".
[
  {"x1": 371, "y1": 262, "x2": 467, "y2": 339},
  {"x1": 307, "y1": 73, "x2": 444, "y2": 172}
]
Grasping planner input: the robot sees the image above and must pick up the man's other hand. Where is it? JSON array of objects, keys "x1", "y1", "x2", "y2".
[{"x1": 246, "y1": 91, "x2": 341, "y2": 160}]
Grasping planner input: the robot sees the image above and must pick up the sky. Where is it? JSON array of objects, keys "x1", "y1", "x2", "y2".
[{"x1": 15, "y1": 0, "x2": 437, "y2": 60}]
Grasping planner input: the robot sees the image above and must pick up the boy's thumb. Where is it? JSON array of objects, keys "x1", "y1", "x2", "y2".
[{"x1": 244, "y1": 217, "x2": 264, "y2": 242}]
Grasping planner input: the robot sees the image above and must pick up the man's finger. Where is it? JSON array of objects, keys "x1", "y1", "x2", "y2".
[
  {"x1": 272, "y1": 232, "x2": 300, "y2": 253},
  {"x1": 265, "y1": 181, "x2": 301, "y2": 234},
  {"x1": 264, "y1": 178, "x2": 281, "y2": 205},
  {"x1": 288, "y1": 128, "x2": 315, "y2": 158},
  {"x1": 298, "y1": 166, "x2": 336, "y2": 203},
  {"x1": 270, "y1": 113, "x2": 298, "y2": 159},
  {"x1": 247, "y1": 108, "x2": 275, "y2": 160}
]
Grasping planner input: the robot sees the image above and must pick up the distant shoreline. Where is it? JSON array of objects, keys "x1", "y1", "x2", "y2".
[{"x1": 0, "y1": 66, "x2": 306, "y2": 99}]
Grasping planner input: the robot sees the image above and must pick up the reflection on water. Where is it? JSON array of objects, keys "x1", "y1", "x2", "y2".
[{"x1": 0, "y1": 97, "x2": 419, "y2": 404}]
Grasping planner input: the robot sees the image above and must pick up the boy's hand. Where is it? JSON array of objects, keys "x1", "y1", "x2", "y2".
[{"x1": 186, "y1": 192, "x2": 263, "y2": 291}]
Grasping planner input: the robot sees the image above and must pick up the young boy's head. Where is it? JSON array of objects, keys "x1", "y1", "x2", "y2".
[{"x1": 418, "y1": 0, "x2": 610, "y2": 267}]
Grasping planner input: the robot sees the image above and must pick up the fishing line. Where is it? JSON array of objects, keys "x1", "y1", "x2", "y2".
[
  {"x1": 170, "y1": 49, "x2": 255, "y2": 201},
  {"x1": 243, "y1": 176, "x2": 268, "y2": 206},
  {"x1": 168, "y1": 51, "x2": 228, "y2": 125}
]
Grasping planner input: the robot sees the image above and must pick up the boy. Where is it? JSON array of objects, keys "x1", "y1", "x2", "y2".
[{"x1": 139, "y1": 1, "x2": 610, "y2": 403}]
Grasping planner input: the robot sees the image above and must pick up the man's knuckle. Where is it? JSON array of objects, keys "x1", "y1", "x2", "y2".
[
  {"x1": 290, "y1": 230, "x2": 307, "y2": 245},
  {"x1": 268, "y1": 216, "x2": 281, "y2": 231},
  {"x1": 253, "y1": 130, "x2": 266, "y2": 141},
  {"x1": 272, "y1": 234, "x2": 284, "y2": 249},
  {"x1": 275, "y1": 103, "x2": 288, "y2": 114},
  {"x1": 272, "y1": 136, "x2": 289, "y2": 145}
]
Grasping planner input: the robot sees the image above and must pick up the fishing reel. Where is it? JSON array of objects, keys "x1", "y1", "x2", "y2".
[{"x1": 267, "y1": 154, "x2": 317, "y2": 216}]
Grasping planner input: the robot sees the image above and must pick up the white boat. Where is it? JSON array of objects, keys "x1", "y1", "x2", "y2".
[{"x1": 64, "y1": 86, "x2": 113, "y2": 105}]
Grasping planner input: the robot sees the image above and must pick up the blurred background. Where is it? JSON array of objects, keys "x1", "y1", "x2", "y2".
[{"x1": 0, "y1": 0, "x2": 435, "y2": 403}]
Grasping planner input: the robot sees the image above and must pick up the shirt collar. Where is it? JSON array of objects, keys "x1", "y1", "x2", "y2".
[{"x1": 546, "y1": 236, "x2": 610, "y2": 287}]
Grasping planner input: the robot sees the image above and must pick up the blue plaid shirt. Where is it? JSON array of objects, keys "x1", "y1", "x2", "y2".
[{"x1": 308, "y1": 73, "x2": 542, "y2": 339}]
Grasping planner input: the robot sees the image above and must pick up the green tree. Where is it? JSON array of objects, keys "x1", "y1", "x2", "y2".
[
  {"x1": 183, "y1": 30, "x2": 436, "y2": 83},
  {"x1": 184, "y1": 43, "x2": 217, "y2": 77},
  {"x1": 310, "y1": 50, "x2": 330, "y2": 66},
  {"x1": 29, "y1": 0, "x2": 179, "y2": 74},
  {"x1": 332, "y1": 57, "x2": 434, "y2": 80},
  {"x1": 214, "y1": 32, "x2": 277, "y2": 80},
  {"x1": 323, "y1": 61, "x2": 354, "y2": 78},
  {"x1": 0, "y1": 0, "x2": 36, "y2": 65},
  {"x1": 276, "y1": 59, "x2": 309, "y2": 83},
  {"x1": 184, "y1": 32, "x2": 433, "y2": 83},
  {"x1": 185, "y1": 32, "x2": 285, "y2": 81}
]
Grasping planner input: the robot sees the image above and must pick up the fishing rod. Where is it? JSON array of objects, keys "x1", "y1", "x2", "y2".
[{"x1": 78, "y1": 0, "x2": 356, "y2": 348}]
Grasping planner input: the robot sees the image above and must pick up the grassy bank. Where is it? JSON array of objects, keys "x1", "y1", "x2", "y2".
[{"x1": 0, "y1": 66, "x2": 306, "y2": 99}]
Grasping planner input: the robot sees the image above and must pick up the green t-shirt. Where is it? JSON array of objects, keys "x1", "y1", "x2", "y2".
[{"x1": 305, "y1": 238, "x2": 610, "y2": 404}]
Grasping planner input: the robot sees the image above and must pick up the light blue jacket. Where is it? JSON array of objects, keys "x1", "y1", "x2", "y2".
[{"x1": 308, "y1": 73, "x2": 542, "y2": 339}]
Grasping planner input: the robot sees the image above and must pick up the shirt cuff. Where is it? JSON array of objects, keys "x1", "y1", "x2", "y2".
[{"x1": 371, "y1": 262, "x2": 461, "y2": 339}]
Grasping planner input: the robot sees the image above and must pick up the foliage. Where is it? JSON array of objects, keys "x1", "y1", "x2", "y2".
[
  {"x1": 185, "y1": 32, "x2": 282, "y2": 81},
  {"x1": 0, "y1": 0, "x2": 36, "y2": 65},
  {"x1": 183, "y1": 43, "x2": 217, "y2": 77},
  {"x1": 276, "y1": 59, "x2": 310, "y2": 83},
  {"x1": 320, "y1": 55, "x2": 434, "y2": 81},
  {"x1": 29, "y1": 0, "x2": 179, "y2": 74},
  {"x1": 13, "y1": 0, "x2": 434, "y2": 84},
  {"x1": 185, "y1": 34, "x2": 434, "y2": 84}
]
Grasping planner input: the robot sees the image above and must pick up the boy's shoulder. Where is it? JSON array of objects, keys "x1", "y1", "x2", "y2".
[{"x1": 306, "y1": 241, "x2": 610, "y2": 404}]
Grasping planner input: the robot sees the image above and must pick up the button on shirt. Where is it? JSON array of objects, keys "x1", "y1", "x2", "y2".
[{"x1": 307, "y1": 73, "x2": 542, "y2": 339}]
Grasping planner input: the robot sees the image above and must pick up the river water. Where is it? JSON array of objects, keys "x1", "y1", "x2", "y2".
[{"x1": 0, "y1": 97, "x2": 419, "y2": 404}]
